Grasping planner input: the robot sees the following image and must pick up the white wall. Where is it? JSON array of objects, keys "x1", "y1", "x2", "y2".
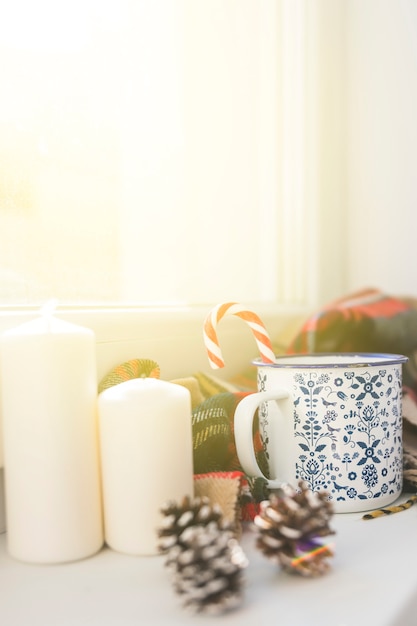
[
  {"x1": 312, "y1": 0, "x2": 348, "y2": 305},
  {"x1": 346, "y1": 0, "x2": 417, "y2": 297}
]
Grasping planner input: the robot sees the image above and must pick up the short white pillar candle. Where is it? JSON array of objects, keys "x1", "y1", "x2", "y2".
[
  {"x1": 98, "y1": 377, "x2": 194, "y2": 556},
  {"x1": 0, "y1": 312, "x2": 104, "y2": 564}
]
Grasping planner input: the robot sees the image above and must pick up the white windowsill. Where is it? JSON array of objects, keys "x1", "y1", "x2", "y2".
[
  {"x1": 0, "y1": 303, "x2": 308, "y2": 380},
  {"x1": 0, "y1": 501, "x2": 416, "y2": 625}
]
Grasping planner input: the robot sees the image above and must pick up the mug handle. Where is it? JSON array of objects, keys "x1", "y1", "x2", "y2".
[{"x1": 234, "y1": 390, "x2": 290, "y2": 489}]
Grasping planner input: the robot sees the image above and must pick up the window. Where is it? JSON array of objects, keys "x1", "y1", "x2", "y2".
[
  {"x1": 0, "y1": 1, "x2": 351, "y2": 481},
  {"x1": 0, "y1": 0, "x2": 345, "y2": 309}
]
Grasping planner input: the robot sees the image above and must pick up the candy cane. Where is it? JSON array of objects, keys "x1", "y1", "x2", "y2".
[{"x1": 203, "y1": 302, "x2": 275, "y2": 369}]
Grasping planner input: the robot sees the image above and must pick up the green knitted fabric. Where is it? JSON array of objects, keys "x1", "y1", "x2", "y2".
[
  {"x1": 192, "y1": 392, "x2": 239, "y2": 474},
  {"x1": 98, "y1": 358, "x2": 160, "y2": 393}
]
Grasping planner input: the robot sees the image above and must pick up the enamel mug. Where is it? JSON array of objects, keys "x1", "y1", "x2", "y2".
[{"x1": 234, "y1": 353, "x2": 407, "y2": 513}]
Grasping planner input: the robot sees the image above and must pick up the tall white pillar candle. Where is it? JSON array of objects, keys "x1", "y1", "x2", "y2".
[
  {"x1": 0, "y1": 313, "x2": 103, "y2": 563},
  {"x1": 98, "y1": 378, "x2": 194, "y2": 556}
]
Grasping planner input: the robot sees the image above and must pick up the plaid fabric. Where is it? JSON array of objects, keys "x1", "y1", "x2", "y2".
[
  {"x1": 286, "y1": 287, "x2": 417, "y2": 391},
  {"x1": 190, "y1": 387, "x2": 270, "y2": 520},
  {"x1": 287, "y1": 288, "x2": 417, "y2": 359},
  {"x1": 193, "y1": 471, "x2": 245, "y2": 533}
]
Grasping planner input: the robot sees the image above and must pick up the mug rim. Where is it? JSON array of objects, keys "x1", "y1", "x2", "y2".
[{"x1": 252, "y1": 352, "x2": 409, "y2": 368}]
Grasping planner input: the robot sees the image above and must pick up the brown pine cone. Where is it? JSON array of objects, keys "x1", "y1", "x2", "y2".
[
  {"x1": 158, "y1": 495, "x2": 228, "y2": 553},
  {"x1": 158, "y1": 495, "x2": 247, "y2": 614},
  {"x1": 254, "y1": 481, "x2": 335, "y2": 577}
]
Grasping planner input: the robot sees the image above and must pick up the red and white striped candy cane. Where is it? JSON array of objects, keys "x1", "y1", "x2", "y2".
[{"x1": 203, "y1": 302, "x2": 276, "y2": 369}]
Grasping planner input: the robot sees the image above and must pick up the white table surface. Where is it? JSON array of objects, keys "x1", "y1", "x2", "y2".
[{"x1": 1, "y1": 497, "x2": 417, "y2": 626}]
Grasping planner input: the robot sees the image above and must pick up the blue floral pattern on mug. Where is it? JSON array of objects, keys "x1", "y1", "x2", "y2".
[{"x1": 259, "y1": 365, "x2": 403, "y2": 504}]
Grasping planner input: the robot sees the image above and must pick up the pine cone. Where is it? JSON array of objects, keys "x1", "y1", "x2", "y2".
[
  {"x1": 158, "y1": 496, "x2": 247, "y2": 614},
  {"x1": 158, "y1": 495, "x2": 225, "y2": 552},
  {"x1": 254, "y1": 481, "x2": 335, "y2": 577}
]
